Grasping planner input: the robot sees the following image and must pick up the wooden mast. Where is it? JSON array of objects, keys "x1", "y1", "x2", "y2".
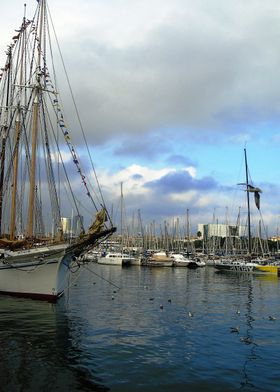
[
  {"x1": 10, "y1": 9, "x2": 26, "y2": 240},
  {"x1": 27, "y1": 0, "x2": 44, "y2": 238},
  {"x1": 0, "y1": 47, "x2": 12, "y2": 236}
]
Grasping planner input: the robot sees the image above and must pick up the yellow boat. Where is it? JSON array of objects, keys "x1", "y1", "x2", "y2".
[{"x1": 255, "y1": 265, "x2": 278, "y2": 275}]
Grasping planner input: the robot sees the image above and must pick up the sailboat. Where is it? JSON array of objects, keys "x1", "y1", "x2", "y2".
[
  {"x1": 97, "y1": 182, "x2": 139, "y2": 265},
  {"x1": 0, "y1": 0, "x2": 116, "y2": 301},
  {"x1": 215, "y1": 148, "x2": 278, "y2": 275}
]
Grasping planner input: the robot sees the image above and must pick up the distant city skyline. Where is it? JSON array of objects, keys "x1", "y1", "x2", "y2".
[{"x1": 61, "y1": 215, "x2": 84, "y2": 236}]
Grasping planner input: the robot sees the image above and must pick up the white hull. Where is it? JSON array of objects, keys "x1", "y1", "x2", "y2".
[
  {"x1": 97, "y1": 252, "x2": 133, "y2": 266},
  {"x1": 173, "y1": 260, "x2": 190, "y2": 267},
  {"x1": 170, "y1": 253, "x2": 191, "y2": 267},
  {"x1": 98, "y1": 257, "x2": 123, "y2": 265},
  {"x1": 144, "y1": 260, "x2": 173, "y2": 267},
  {"x1": 0, "y1": 244, "x2": 72, "y2": 301},
  {"x1": 215, "y1": 261, "x2": 278, "y2": 275}
]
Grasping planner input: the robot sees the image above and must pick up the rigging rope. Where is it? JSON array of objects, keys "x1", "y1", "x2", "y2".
[
  {"x1": 82, "y1": 264, "x2": 121, "y2": 290},
  {"x1": 46, "y1": 3, "x2": 113, "y2": 227}
]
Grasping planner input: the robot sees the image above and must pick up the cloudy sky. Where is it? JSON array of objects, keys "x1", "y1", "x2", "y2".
[{"x1": 1, "y1": 0, "x2": 280, "y2": 235}]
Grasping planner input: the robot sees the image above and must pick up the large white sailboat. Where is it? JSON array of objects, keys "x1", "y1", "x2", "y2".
[{"x1": 0, "y1": 0, "x2": 116, "y2": 301}]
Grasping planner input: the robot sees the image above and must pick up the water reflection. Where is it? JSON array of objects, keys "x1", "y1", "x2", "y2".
[
  {"x1": 0, "y1": 295, "x2": 108, "y2": 391},
  {"x1": 1, "y1": 265, "x2": 280, "y2": 392},
  {"x1": 240, "y1": 279, "x2": 259, "y2": 389},
  {"x1": 214, "y1": 271, "x2": 280, "y2": 392}
]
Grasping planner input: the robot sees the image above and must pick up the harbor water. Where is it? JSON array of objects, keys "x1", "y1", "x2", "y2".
[{"x1": 1, "y1": 264, "x2": 280, "y2": 391}]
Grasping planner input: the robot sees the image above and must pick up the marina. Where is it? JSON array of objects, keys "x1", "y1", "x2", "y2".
[
  {"x1": 1, "y1": 1, "x2": 280, "y2": 391},
  {"x1": 1, "y1": 264, "x2": 280, "y2": 391}
]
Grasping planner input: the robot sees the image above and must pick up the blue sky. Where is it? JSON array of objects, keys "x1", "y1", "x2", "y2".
[{"x1": 1, "y1": 0, "x2": 280, "y2": 235}]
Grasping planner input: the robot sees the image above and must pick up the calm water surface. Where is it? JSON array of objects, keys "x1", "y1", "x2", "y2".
[{"x1": 1, "y1": 265, "x2": 280, "y2": 391}]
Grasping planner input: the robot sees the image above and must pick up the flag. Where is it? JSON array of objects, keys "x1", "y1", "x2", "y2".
[{"x1": 237, "y1": 183, "x2": 262, "y2": 210}]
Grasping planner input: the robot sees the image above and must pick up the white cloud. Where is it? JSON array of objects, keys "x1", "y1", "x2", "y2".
[
  {"x1": 50, "y1": 150, "x2": 72, "y2": 163},
  {"x1": 98, "y1": 164, "x2": 175, "y2": 197},
  {"x1": 2, "y1": 0, "x2": 280, "y2": 146},
  {"x1": 170, "y1": 190, "x2": 198, "y2": 203},
  {"x1": 229, "y1": 133, "x2": 252, "y2": 144},
  {"x1": 1, "y1": 0, "x2": 280, "y2": 235}
]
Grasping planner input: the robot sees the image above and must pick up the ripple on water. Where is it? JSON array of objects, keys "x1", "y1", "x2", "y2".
[{"x1": 1, "y1": 266, "x2": 280, "y2": 391}]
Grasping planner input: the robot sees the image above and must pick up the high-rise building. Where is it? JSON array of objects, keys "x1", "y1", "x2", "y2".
[
  {"x1": 72, "y1": 215, "x2": 84, "y2": 236},
  {"x1": 61, "y1": 217, "x2": 71, "y2": 235}
]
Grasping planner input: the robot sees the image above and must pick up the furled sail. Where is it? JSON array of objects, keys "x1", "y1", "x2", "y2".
[
  {"x1": 88, "y1": 208, "x2": 108, "y2": 235},
  {"x1": 237, "y1": 183, "x2": 262, "y2": 210}
]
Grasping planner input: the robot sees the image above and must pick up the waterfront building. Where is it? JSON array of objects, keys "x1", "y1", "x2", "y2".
[
  {"x1": 197, "y1": 223, "x2": 247, "y2": 254},
  {"x1": 61, "y1": 217, "x2": 71, "y2": 236},
  {"x1": 197, "y1": 223, "x2": 246, "y2": 239}
]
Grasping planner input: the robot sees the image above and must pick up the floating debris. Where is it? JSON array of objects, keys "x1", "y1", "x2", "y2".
[
  {"x1": 230, "y1": 327, "x2": 240, "y2": 333},
  {"x1": 269, "y1": 316, "x2": 277, "y2": 321},
  {"x1": 188, "y1": 312, "x2": 193, "y2": 318}
]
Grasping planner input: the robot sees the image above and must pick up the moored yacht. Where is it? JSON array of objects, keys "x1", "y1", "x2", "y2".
[
  {"x1": 97, "y1": 251, "x2": 134, "y2": 266},
  {"x1": 142, "y1": 251, "x2": 173, "y2": 267},
  {"x1": 170, "y1": 253, "x2": 191, "y2": 267},
  {"x1": 214, "y1": 149, "x2": 278, "y2": 276}
]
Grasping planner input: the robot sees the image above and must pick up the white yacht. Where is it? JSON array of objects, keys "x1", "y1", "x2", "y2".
[{"x1": 97, "y1": 252, "x2": 133, "y2": 266}]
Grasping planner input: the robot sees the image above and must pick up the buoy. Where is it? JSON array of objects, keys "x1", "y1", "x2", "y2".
[{"x1": 160, "y1": 304, "x2": 163, "y2": 309}]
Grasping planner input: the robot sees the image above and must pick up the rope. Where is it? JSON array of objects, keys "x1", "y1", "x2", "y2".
[{"x1": 82, "y1": 264, "x2": 121, "y2": 290}]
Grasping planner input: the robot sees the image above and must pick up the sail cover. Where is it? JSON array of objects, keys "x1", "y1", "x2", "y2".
[{"x1": 237, "y1": 183, "x2": 262, "y2": 210}]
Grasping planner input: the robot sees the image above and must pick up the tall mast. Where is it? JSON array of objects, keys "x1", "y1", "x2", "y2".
[
  {"x1": 186, "y1": 208, "x2": 191, "y2": 253},
  {"x1": 0, "y1": 47, "x2": 12, "y2": 236},
  {"x1": 138, "y1": 209, "x2": 145, "y2": 251},
  {"x1": 120, "y1": 182, "x2": 123, "y2": 252},
  {"x1": 10, "y1": 7, "x2": 27, "y2": 240},
  {"x1": 244, "y1": 148, "x2": 251, "y2": 255},
  {"x1": 27, "y1": 0, "x2": 44, "y2": 238}
]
